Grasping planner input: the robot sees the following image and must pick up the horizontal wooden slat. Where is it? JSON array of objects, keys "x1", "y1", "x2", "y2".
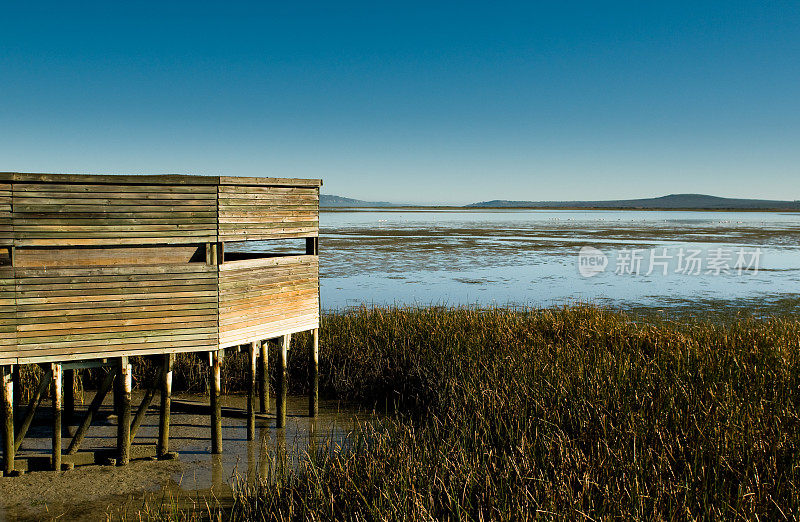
[
  {"x1": 219, "y1": 318, "x2": 319, "y2": 348},
  {"x1": 15, "y1": 237, "x2": 217, "y2": 247},
  {"x1": 1, "y1": 173, "x2": 322, "y2": 363},
  {"x1": 218, "y1": 183, "x2": 318, "y2": 241},
  {"x1": 218, "y1": 254, "x2": 318, "y2": 346},
  {"x1": 219, "y1": 176, "x2": 322, "y2": 187},
  {"x1": 17, "y1": 301, "x2": 217, "y2": 325},
  {"x1": 219, "y1": 254, "x2": 317, "y2": 272},
  {"x1": 15, "y1": 264, "x2": 217, "y2": 278},
  {"x1": 15, "y1": 331, "x2": 218, "y2": 353},
  {"x1": 10, "y1": 173, "x2": 219, "y2": 185}
]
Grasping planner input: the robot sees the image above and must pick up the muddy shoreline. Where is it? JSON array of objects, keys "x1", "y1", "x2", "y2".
[{"x1": 0, "y1": 393, "x2": 364, "y2": 521}]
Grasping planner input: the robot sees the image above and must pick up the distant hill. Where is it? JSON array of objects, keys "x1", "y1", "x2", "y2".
[
  {"x1": 320, "y1": 194, "x2": 396, "y2": 207},
  {"x1": 467, "y1": 194, "x2": 800, "y2": 210}
]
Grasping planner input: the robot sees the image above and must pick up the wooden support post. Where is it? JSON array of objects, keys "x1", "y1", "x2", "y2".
[
  {"x1": 247, "y1": 342, "x2": 257, "y2": 441},
  {"x1": 52, "y1": 363, "x2": 62, "y2": 471},
  {"x1": 157, "y1": 354, "x2": 173, "y2": 458},
  {"x1": 66, "y1": 370, "x2": 115, "y2": 455},
  {"x1": 130, "y1": 385, "x2": 156, "y2": 441},
  {"x1": 2, "y1": 366, "x2": 14, "y2": 476},
  {"x1": 210, "y1": 351, "x2": 222, "y2": 454},
  {"x1": 113, "y1": 368, "x2": 121, "y2": 418},
  {"x1": 309, "y1": 328, "x2": 319, "y2": 417},
  {"x1": 259, "y1": 341, "x2": 269, "y2": 413},
  {"x1": 276, "y1": 334, "x2": 290, "y2": 428},
  {"x1": 116, "y1": 358, "x2": 131, "y2": 466},
  {"x1": 211, "y1": 454, "x2": 223, "y2": 489},
  {"x1": 64, "y1": 369, "x2": 75, "y2": 428},
  {"x1": 15, "y1": 368, "x2": 52, "y2": 452},
  {"x1": 11, "y1": 364, "x2": 20, "y2": 412}
]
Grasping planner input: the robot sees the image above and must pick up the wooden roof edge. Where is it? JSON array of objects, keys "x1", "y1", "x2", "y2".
[
  {"x1": 219, "y1": 176, "x2": 323, "y2": 188},
  {"x1": 0, "y1": 173, "x2": 323, "y2": 187},
  {"x1": 4, "y1": 172, "x2": 219, "y2": 185}
]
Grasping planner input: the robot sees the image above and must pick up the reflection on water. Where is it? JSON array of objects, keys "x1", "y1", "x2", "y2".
[
  {"x1": 163, "y1": 395, "x2": 359, "y2": 492},
  {"x1": 310, "y1": 209, "x2": 800, "y2": 312}
]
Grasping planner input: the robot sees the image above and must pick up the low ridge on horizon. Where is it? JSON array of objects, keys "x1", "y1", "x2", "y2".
[{"x1": 322, "y1": 193, "x2": 800, "y2": 210}]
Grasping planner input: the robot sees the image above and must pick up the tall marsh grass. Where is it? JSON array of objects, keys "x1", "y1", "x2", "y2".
[{"x1": 160, "y1": 305, "x2": 800, "y2": 519}]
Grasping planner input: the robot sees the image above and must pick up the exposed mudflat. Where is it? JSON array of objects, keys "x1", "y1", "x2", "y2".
[
  {"x1": 0, "y1": 393, "x2": 365, "y2": 521},
  {"x1": 299, "y1": 209, "x2": 800, "y2": 313}
]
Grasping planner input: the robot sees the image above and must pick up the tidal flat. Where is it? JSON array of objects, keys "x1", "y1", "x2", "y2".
[{"x1": 311, "y1": 209, "x2": 800, "y2": 314}]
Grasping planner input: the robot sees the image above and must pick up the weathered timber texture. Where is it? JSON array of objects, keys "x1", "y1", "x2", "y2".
[
  {"x1": 157, "y1": 353, "x2": 173, "y2": 457},
  {"x1": 12, "y1": 180, "x2": 218, "y2": 247},
  {"x1": 117, "y1": 358, "x2": 132, "y2": 465},
  {"x1": 276, "y1": 334, "x2": 290, "y2": 428},
  {"x1": 210, "y1": 351, "x2": 222, "y2": 454},
  {"x1": 1, "y1": 365, "x2": 14, "y2": 475},
  {"x1": 0, "y1": 266, "x2": 14, "y2": 366},
  {"x1": 0, "y1": 173, "x2": 321, "y2": 365},
  {"x1": 247, "y1": 342, "x2": 257, "y2": 440},
  {"x1": 14, "y1": 264, "x2": 219, "y2": 363},
  {"x1": 0, "y1": 182, "x2": 11, "y2": 247},
  {"x1": 218, "y1": 180, "x2": 319, "y2": 241},
  {"x1": 218, "y1": 256, "x2": 320, "y2": 348}
]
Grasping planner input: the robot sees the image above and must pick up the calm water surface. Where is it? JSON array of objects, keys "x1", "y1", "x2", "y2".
[{"x1": 317, "y1": 209, "x2": 800, "y2": 313}]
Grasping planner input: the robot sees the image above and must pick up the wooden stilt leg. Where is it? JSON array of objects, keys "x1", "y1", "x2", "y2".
[
  {"x1": 247, "y1": 342, "x2": 257, "y2": 441},
  {"x1": 309, "y1": 328, "x2": 319, "y2": 417},
  {"x1": 116, "y1": 358, "x2": 131, "y2": 466},
  {"x1": 52, "y1": 363, "x2": 62, "y2": 471},
  {"x1": 276, "y1": 334, "x2": 290, "y2": 428},
  {"x1": 64, "y1": 369, "x2": 74, "y2": 428},
  {"x1": 2, "y1": 366, "x2": 14, "y2": 476},
  {"x1": 130, "y1": 385, "x2": 156, "y2": 441},
  {"x1": 15, "y1": 368, "x2": 53, "y2": 452},
  {"x1": 113, "y1": 369, "x2": 121, "y2": 418},
  {"x1": 210, "y1": 351, "x2": 222, "y2": 454},
  {"x1": 66, "y1": 370, "x2": 115, "y2": 455},
  {"x1": 259, "y1": 341, "x2": 269, "y2": 413},
  {"x1": 11, "y1": 364, "x2": 20, "y2": 416},
  {"x1": 211, "y1": 454, "x2": 223, "y2": 489},
  {"x1": 157, "y1": 354, "x2": 173, "y2": 458}
]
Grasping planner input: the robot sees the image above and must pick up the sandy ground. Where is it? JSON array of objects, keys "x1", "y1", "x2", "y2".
[{"x1": 0, "y1": 393, "x2": 363, "y2": 521}]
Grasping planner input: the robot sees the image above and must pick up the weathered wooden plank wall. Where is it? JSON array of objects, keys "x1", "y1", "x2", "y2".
[
  {"x1": 11, "y1": 176, "x2": 218, "y2": 247},
  {"x1": 0, "y1": 180, "x2": 14, "y2": 365},
  {"x1": 14, "y1": 265, "x2": 220, "y2": 363},
  {"x1": 0, "y1": 173, "x2": 321, "y2": 365},
  {"x1": 0, "y1": 267, "x2": 14, "y2": 365},
  {"x1": 218, "y1": 256, "x2": 320, "y2": 348},
  {"x1": 218, "y1": 177, "x2": 319, "y2": 241}
]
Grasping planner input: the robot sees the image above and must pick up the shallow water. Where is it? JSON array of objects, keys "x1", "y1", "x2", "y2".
[
  {"x1": 0, "y1": 392, "x2": 366, "y2": 520},
  {"x1": 314, "y1": 209, "x2": 800, "y2": 313}
]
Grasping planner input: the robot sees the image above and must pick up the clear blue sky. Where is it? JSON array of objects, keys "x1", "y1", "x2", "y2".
[{"x1": 1, "y1": 2, "x2": 798, "y2": 204}]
